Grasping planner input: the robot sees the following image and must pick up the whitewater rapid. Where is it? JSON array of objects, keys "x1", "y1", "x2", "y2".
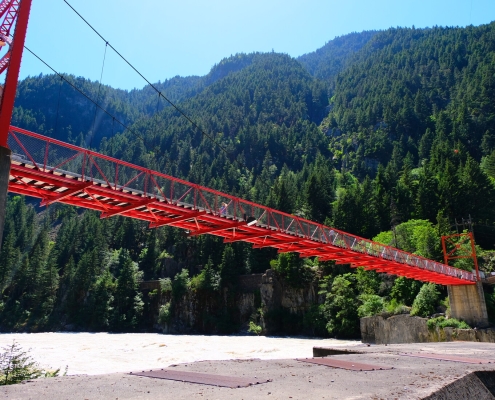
[{"x1": 0, "y1": 333, "x2": 358, "y2": 375}]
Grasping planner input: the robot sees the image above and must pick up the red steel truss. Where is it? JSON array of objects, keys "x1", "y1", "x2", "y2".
[
  {"x1": 6, "y1": 126, "x2": 475, "y2": 285},
  {"x1": 442, "y1": 232, "x2": 480, "y2": 281},
  {"x1": 0, "y1": 0, "x2": 20, "y2": 75},
  {"x1": 0, "y1": 0, "x2": 30, "y2": 147}
]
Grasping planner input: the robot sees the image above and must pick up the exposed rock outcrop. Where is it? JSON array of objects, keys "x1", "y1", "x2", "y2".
[
  {"x1": 147, "y1": 269, "x2": 322, "y2": 335},
  {"x1": 260, "y1": 269, "x2": 323, "y2": 334}
]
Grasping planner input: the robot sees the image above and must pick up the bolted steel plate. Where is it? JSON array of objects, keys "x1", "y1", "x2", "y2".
[
  {"x1": 297, "y1": 357, "x2": 393, "y2": 371},
  {"x1": 129, "y1": 368, "x2": 271, "y2": 388}
]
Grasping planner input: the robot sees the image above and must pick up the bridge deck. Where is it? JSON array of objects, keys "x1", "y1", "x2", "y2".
[{"x1": 6, "y1": 126, "x2": 475, "y2": 285}]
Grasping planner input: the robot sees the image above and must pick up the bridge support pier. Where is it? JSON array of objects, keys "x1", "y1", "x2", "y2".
[
  {"x1": 447, "y1": 282, "x2": 489, "y2": 328},
  {"x1": 0, "y1": 145, "x2": 11, "y2": 253}
]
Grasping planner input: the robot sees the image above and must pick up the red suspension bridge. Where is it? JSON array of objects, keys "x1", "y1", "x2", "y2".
[
  {"x1": 7, "y1": 126, "x2": 475, "y2": 285},
  {"x1": 0, "y1": 0, "x2": 477, "y2": 286}
]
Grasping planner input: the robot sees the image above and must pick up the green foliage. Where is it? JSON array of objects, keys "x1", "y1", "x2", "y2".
[
  {"x1": 355, "y1": 268, "x2": 381, "y2": 295},
  {"x1": 248, "y1": 321, "x2": 263, "y2": 335},
  {"x1": 427, "y1": 316, "x2": 470, "y2": 331},
  {"x1": 384, "y1": 299, "x2": 410, "y2": 315},
  {"x1": 411, "y1": 284, "x2": 440, "y2": 317},
  {"x1": 158, "y1": 303, "x2": 171, "y2": 326},
  {"x1": 390, "y1": 276, "x2": 423, "y2": 306},
  {"x1": 298, "y1": 31, "x2": 377, "y2": 81},
  {"x1": 219, "y1": 246, "x2": 240, "y2": 285},
  {"x1": 0, "y1": 341, "x2": 65, "y2": 385},
  {"x1": 357, "y1": 294, "x2": 385, "y2": 317},
  {"x1": 271, "y1": 252, "x2": 314, "y2": 288},
  {"x1": 159, "y1": 278, "x2": 172, "y2": 293},
  {"x1": 373, "y1": 220, "x2": 441, "y2": 260},
  {"x1": 171, "y1": 269, "x2": 190, "y2": 300},
  {"x1": 190, "y1": 258, "x2": 221, "y2": 291},
  {"x1": 111, "y1": 249, "x2": 144, "y2": 331},
  {"x1": 322, "y1": 274, "x2": 360, "y2": 338}
]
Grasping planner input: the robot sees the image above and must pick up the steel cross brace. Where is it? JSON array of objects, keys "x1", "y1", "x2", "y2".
[
  {"x1": 252, "y1": 236, "x2": 306, "y2": 249},
  {"x1": 100, "y1": 198, "x2": 156, "y2": 218},
  {"x1": 40, "y1": 181, "x2": 93, "y2": 206},
  {"x1": 188, "y1": 220, "x2": 247, "y2": 237},
  {"x1": 149, "y1": 210, "x2": 206, "y2": 229}
]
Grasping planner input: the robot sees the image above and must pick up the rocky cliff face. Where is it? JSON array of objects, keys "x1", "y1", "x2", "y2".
[
  {"x1": 150, "y1": 269, "x2": 322, "y2": 335},
  {"x1": 260, "y1": 269, "x2": 322, "y2": 334},
  {"x1": 157, "y1": 288, "x2": 257, "y2": 334},
  {"x1": 260, "y1": 269, "x2": 320, "y2": 313}
]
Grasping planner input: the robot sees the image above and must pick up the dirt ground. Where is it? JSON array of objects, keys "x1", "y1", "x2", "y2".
[{"x1": 3, "y1": 342, "x2": 495, "y2": 399}]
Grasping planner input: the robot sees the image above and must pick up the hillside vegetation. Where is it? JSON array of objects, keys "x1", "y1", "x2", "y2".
[{"x1": 1, "y1": 26, "x2": 495, "y2": 335}]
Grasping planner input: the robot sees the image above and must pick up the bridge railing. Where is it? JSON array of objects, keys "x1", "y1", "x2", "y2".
[{"x1": 8, "y1": 126, "x2": 476, "y2": 283}]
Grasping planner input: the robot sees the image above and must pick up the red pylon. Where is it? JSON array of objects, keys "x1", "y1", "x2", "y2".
[{"x1": 441, "y1": 232, "x2": 480, "y2": 281}]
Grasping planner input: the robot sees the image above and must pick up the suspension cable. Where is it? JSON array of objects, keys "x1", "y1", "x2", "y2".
[
  {"x1": 23, "y1": 44, "x2": 148, "y2": 147},
  {"x1": 90, "y1": 42, "x2": 108, "y2": 148},
  {"x1": 53, "y1": 75, "x2": 63, "y2": 138},
  {"x1": 62, "y1": 0, "x2": 230, "y2": 158}
]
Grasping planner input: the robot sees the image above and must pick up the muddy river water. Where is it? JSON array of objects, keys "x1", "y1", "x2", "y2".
[{"x1": 0, "y1": 333, "x2": 358, "y2": 375}]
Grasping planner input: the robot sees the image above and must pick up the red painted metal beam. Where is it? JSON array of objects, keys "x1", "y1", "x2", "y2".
[
  {"x1": 149, "y1": 211, "x2": 206, "y2": 229},
  {"x1": 188, "y1": 220, "x2": 247, "y2": 237},
  {"x1": 0, "y1": 0, "x2": 30, "y2": 146},
  {"x1": 252, "y1": 237, "x2": 306, "y2": 249},
  {"x1": 100, "y1": 198, "x2": 156, "y2": 218},
  {"x1": 40, "y1": 181, "x2": 93, "y2": 206},
  {"x1": 223, "y1": 229, "x2": 275, "y2": 243}
]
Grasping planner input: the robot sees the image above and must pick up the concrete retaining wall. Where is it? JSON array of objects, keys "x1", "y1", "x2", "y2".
[
  {"x1": 361, "y1": 314, "x2": 495, "y2": 344},
  {"x1": 424, "y1": 371, "x2": 495, "y2": 399}
]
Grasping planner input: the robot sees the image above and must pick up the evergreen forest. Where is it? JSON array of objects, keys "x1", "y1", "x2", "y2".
[{"x1": 2, "y1": 23, "x2": 495, "y2": 337}]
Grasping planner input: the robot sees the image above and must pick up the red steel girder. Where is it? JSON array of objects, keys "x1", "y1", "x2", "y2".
[
  {"x1": 40, "y1": 181, "x2": 93, "y2": 206},
  {"x1": 100, "y1": 198, "x2": 156, "y2": 218},
  {"x1": 295, "y1": 246, "x2": 355, "y2": 256},
  {"x1": 223, "y1": 229, "x2": 276, "y2": 243},
  {"x1": 0, "y1": 0, "x2": 29, "y2": 146},
  {"x1": 188, "y1": 220, "x2": 247, "y2": 237},
  {"x1": 277, "y1": 242, "x2": 333, "y2": 253},
  {"x1": 252, "y1": 236, "x2": 307, "y2": 249},
  {"x1": 149, "y1": 211, "x2": 206, "y2": 229}
]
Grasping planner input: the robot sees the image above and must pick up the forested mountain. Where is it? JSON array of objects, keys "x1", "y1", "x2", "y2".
[
  {"x1": 319, "y1": 23, "x2": 495, "y2": 241},
  {"x1": 2, "y1": 23, "x2": 495, "y2": 335},
  {"x1": 297, "y1": 30, "x2": 378, "y2": 82},
  {"x1": 11, "y1": 52, "x2": 268, "y2": 149},
  {"x1": 12, "y1": 73, "x2": 203, "y2": 147}
]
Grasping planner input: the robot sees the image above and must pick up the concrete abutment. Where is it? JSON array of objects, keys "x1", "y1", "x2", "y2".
[{"x1": 447, "y1": 281, "x2": 488, "y2": 327}]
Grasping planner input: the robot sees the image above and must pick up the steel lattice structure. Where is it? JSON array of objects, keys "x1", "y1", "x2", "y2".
[
  {"x1": 0, "y1": 0, "x2": 20, "y2": 75},
  {"x1": 7, "y1": 126, "x2": 475, "y2": 285}
]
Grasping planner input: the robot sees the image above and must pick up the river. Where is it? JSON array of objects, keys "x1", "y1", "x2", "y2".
[{"x1": 0, "y1": 333, "x2": 358, "y2": 375}]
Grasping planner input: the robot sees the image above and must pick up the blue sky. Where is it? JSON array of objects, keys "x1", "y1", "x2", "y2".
[{"x1": 14, "y1": 0, "x2": 495, "y2": 90}]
